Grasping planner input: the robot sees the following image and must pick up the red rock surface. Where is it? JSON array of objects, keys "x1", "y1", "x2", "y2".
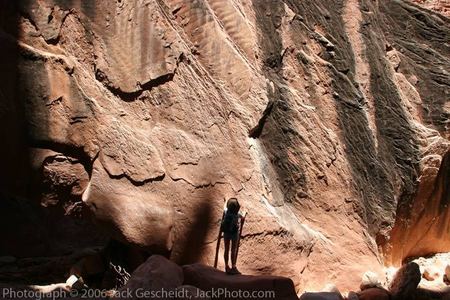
[{"x1": 0, "y1": 0, "x2": 449, "y2": 292}]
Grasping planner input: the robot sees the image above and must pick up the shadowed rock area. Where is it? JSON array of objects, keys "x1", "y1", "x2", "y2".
[{"x1": 0, "y1": 0, "x2": 449, "y2": 294}]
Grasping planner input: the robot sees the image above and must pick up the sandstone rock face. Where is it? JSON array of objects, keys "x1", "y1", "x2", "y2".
[{"x1": 0, "y1": 0, "x2": 449, "y2": 291}]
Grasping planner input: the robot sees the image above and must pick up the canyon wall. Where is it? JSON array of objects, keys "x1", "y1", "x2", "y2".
[{"x1": 0, "y1": 0, "x2": 448, "y2": 291}]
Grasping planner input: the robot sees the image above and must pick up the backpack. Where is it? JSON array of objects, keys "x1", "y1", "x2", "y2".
[{"x1": 220, "y1": 211, "x2": 239, "y2": 234}]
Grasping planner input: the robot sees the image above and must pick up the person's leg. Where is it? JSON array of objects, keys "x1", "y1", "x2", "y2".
[
  {"x1": 231, "y1": 238, "x2": 238, "y2": 268},
  {"x1": 229, "y1": 237, "x2": 241, "y2": 274},
  {"x1": 223, "y1": 238, "x2": 231, "y2": 272}
]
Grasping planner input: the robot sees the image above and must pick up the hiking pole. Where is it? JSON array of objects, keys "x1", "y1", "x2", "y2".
[
  {"x1": 234, "y1": 211, "x2": 247, "y2": 265},
  {"x1": 214, "y1": 212, "x2": 225, "y2": 268}
]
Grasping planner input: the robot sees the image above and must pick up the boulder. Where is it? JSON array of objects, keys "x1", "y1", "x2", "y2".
[
  {"x1": 423, "y1": 266, "x2": 441, "y2": 281},
  {"x1": 389, "y1": 262, "x2": 421, "y2": 300},
  {"x1": 444, "y1": 265, "x2": 450, "y2": 283},
  {"x1": 360, "y1": 271, "x2": 381, "y2": 290},
  {"x1": 299, "y1": 292, "x2": 343, "y2": 300},
  {"x1": 346, "y1": 291, "x2": 359, "y2": 300},
  {"x1": 182, "y1": 264, "x2": 297, "y2": 300},
  {"x1": 357, "y1": 288, "x2": 390, "y2": 300},
  {"x1": 115, "y1": 255, "x2": 183, "y2": 300}
]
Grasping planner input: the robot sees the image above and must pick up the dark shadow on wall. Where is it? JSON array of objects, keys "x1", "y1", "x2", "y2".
[
  {"x1": 169, "y1": 178, "x2": 219, "y2": 266},
  {"x1": 0, "y1": 0, "x2": 62, "y2": 283},
  {"x1": 0, "y1": 1, "x2": 29, "y2": 197},
  {"x1": 251, "y1": 0, "x2": 308, "y2": 204},
  {"x1": 0, "y1": 0, "x2": 49, "y2": 258},
  {"x1": 174, "y1": 196, "x2": 213, "y2": 266},
  {"x1": 0, "y1": 0, "x2": 107, "y2": 283}
]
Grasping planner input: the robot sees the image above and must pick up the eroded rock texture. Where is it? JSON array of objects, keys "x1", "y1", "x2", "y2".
[
  {"x1": 411, "y1": 0, "x2": 450, "y2": 17},
  {"x1": 0, "y1": 0, "x2": 449, "y2": 291}
]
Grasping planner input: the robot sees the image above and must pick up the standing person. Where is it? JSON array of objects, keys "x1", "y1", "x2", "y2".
[{"x1": 221, "y1": 198, "x2": 245, "y2": 275}]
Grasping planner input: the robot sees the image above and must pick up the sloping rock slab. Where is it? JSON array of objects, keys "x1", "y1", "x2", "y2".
[{"x1": 182, "y1": 264, "x2": 297, "y2": 300}]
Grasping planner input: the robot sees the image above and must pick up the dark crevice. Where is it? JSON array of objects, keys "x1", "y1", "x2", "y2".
[
  {"x1": 95, "y1": 69, "x2": 175, "y2": 102},
  {"x1": 95, "y1": 53, "x2": 184, "y2": 102},
  {"x1": 248, "y1": 100, "x2": 275, "y2": 138},
  {"x1": 169, "y1": 175, "x2": 227, "y2": 189},
  {"x1": 19, "y1": 10, "x2": 39, "y2": 33},
  {"x1": 44, "y1": 10, "x2": 72, "y2": 45},
  {"x1": 28, "y1": 139, "x2": 94, "y2": 177},
  {"x1": 106, "y1": 172, "x2": 166, "y2": 187}
]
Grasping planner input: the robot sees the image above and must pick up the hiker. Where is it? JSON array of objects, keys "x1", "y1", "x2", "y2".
[{"x1": 221, "y1": 198, "x2": 245, "y2": 275}]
